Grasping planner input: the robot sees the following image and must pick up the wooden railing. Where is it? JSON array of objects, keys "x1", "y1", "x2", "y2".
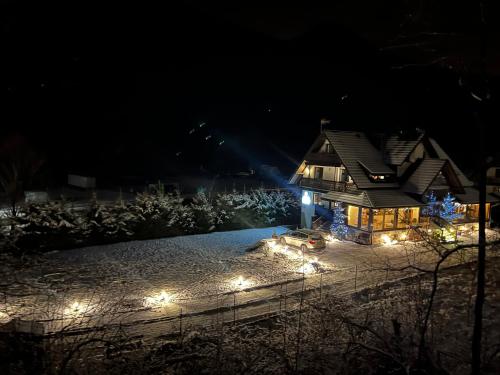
[
  {"x1": 487, "y1": 177, "x2": 500, "y2": 185},
  {"x1": 299, "y1": 178, "x2": 357, "y2": 193}
]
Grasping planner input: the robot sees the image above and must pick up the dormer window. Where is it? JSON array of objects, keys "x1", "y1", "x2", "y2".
[
  {"x1": 368, "y1": 174, "x2": 394, "y2": 182},
  {"x1": 325, "y1": 143, "x2": 333, "y2": 154}
]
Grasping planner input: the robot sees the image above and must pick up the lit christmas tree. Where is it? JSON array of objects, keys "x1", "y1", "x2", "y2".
[
  {"x1": 439, "y1": 192, "x2": 463, "y2": 222},
  {"x1": 330, "y1": 203, "x2": 348, "y2": 240},
  {"x1": 422, "y1": 191, "x2": 438, "y2": 217}
]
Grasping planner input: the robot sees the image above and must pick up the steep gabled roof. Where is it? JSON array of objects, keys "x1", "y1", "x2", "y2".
[
  {"x1": 455, "y1": 188, "x2": 500, "y2": 204},
  {"x1": 403, "y1": 159, "x2": 447, "y2": 195},
  {"x1": 323, "y1": 189, "x2": 424, "y2": 208},
  {"x1": 428, "y1": 138, "x2": 474, "y2": 187},
  {"x1": 324, "y1": 130, "x2": 398, "y2": 189},
  {"x1": 364, "y1": 189, "x2": 424, "y2": 208},
  {"x1": 323, "y1": 190, "x2": 372, "y2": 207},
  {"x1": 383, "y1": 133, "x2": 425, "y2": 165}
]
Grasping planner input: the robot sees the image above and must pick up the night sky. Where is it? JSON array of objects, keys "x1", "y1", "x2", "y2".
[{"x1": 2, "y1": 1, "x2": 500, "y2": 186}]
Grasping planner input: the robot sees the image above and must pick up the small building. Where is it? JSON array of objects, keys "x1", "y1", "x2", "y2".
[
  {"x1": 486, "y1": 165, "x2": 500, "y2": 196},
  {"x1": 68, "y1": 174, "x2": 96, "y2": 189},
  {"x1": 289, "y1": 130, "x2": 499, "y2": 244}
]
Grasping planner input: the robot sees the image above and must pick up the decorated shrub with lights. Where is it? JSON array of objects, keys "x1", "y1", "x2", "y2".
[
  {"x1": 330, "y1": 203, "x2": 348, "y2": 240},
  {"x1": 422, "y1": 191, "x2": 439, "y2": 217},
  {"x1": 439, "y1": 192, "x2": 463, "y2": 222}
]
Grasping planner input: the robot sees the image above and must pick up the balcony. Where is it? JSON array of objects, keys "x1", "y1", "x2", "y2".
[
  {"x1": 487, "y1": 177, "x2": 500, "y2": 186},
  {"x1": 299, "y1": 177, "x2": 357, "y2": 193}
]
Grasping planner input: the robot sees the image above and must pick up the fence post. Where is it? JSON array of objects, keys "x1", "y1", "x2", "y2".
[
  {"x1": 279, "y1": 284, "x2": 283, "y2": 313},
  {"x1": 319, "y1": 273, "x2": 323, "y2": 300},
  {"x1": 354, "y1": 265, "x2": 358, "y2": 292},
  {"x1": 233, "y1": 292, "x2": 236, "y2": 325},
  {"x1": 284, "y1": 282, "x2": 288, "y2": 312},
  {"x1": 216, "y1": 293, "x2": 219, "y2": 326},
  {"x1": 179, "y1": 308, "x2": 183, "y2": 337}
]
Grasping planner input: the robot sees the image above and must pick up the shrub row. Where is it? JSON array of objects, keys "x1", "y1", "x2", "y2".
[{"x1": 1, "y1": 189, "x2": 299, "y2": 253}]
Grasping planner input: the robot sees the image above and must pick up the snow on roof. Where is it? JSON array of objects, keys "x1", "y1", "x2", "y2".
[
  {"x1": 323, "y1": 189, "x2": 423, "y2": 208},
  {"x1": 324, "y1": 131, "x2": 397, "y2": 189},
  {"x1": 428, "y1": 138, "x2": 474, "y2": 187},
  {"x1": 403, "y1": 158, "x2": 447, "y2": 195},
  {"x1": 455, "y1": 188, "x2": 500, "y2": 204},
  {"x1": 383, "y1": 132, "x2": 425, "y2": 165}
]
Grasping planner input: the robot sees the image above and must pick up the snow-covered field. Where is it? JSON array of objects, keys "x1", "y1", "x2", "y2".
[{"x1": 1, "y1": 227, "x2": 497, "y2": 330}]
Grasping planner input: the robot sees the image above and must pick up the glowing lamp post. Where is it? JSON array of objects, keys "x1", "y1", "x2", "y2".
[{"x1": 301, "y1": 191, "x2": 311, "y2": 205}]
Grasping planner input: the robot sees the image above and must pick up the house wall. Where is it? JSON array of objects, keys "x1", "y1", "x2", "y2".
[
  {"x1": 304, "y1": 165, "x2": 345, "y2": 182},
  {"x1": 486, "y1": 167, "x2": 499, "y2": 178},
  {"x1": 319, "y1": 139, "x2": 332, "y2": 152}
]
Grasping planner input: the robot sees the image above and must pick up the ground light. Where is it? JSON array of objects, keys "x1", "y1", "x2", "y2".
[
  {"x1": 297, "y1": 263, "x2": 316, "y2": 274},
  {"x1": 144, "y1": 290, "x2": 175, "y2": 308},
  {"x1": 64, "y1": 300, "x2": 96, "y2": 317},
  {"x1": 297, "y1": 256, "x2": 323, "y2": 274},
  {"x1": 381, "y1": 234, "x2": 398, "y2": 246},
  {"x1": 229, "y1": 276, "x2": 253, "y2": 291},
  {"x1": 0, "y1": 310, "x2": 10, "y2": 324}
]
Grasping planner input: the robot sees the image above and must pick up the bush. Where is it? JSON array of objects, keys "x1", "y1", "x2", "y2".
[
  {"x1": 132, "y1": 191, "x2": 194, "y2": 238},
  {"x1": 81, "y1": 196, "x2": 137, "y2": 243},
  {"x1": 11, "y1": 200, "x2": 82, "y2": 251},
  {"x1": 3, "y1": 188, "x2": 299, "y2": 253}
]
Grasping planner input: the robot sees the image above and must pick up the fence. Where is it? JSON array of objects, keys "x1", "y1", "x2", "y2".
[
  {"x1": 5, "y1": 260, "x2": 428, "y2": 343},
  {"x1": 0, "y1": 244, "x2": 486, "y2": 374}
]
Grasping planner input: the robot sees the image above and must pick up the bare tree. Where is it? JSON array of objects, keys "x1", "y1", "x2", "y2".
[{"x1": 0, "y1": 134, "x2": 44, "y2": 217}]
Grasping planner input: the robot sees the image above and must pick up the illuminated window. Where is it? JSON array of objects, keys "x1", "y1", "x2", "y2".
[
  {"x1": 467, "y1": 204, "x2": 479, "y2": 219},
  {"x1": 347, "y1": 205, "x2": 360, "y2": 227},
  {"x1": 372, "y1": 209, "x2": 384, "y2": 230},
  {"x1": 397, "y1": 208, "x2": 408, "y2": 229},
  {"x1": 314, "y1": 167, "x2": 323, "y2": 180},
  {"x1": 360, "y1": 208, "x2": 370, "y2": 230},
  {"x1": 397, "y1": 207, "x2": 420, "y2": 228},
  {"x1": 467, "y1": 204, "x2": 491, "y2": 221},
  {"x1": 313, "y1": 193, "x2": 322, "y2": 205},
  {"x1": 383, "y1": 208, "x2": 395, "y2": 229}
]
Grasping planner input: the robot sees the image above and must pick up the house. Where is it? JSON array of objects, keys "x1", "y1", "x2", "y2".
[
  {"x1": 486, "y1": 165, "x2": 500, "y2": 196},
  {"x1": 289, "y1": 129, "x2": 499, "y2": 244}
]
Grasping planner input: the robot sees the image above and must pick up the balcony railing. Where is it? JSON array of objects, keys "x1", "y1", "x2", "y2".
[
  {"x1": 299, "y1": 177, "x2": 357, "y2": 193},
  {"x1": 487, "y1": 177, "x2": 500, "y2": 186}
]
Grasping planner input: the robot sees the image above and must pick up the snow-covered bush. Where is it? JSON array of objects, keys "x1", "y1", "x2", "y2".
[
  {"x1": 11, "y1": 200, "x2": 82, "y2": 250},
  {"x1": 190, "y1": 190, "x2": 218, "y2": 231},
  {"x1": 82, "y1": 196, "x2": 136, "y2": 242},
  {"x1": 132, "y1": 190, "x2": 194, "y2": 237},
  {"x1": 213, "y1": 192, "x2": 237, "y2": 225},
  {"x1": 233, "y1": 189, "x2": 299, "y2": 225}
]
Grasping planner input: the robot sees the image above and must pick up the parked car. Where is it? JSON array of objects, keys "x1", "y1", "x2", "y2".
[{"x1": 278, "y1": 229, "x2": 326, "y2": 251}]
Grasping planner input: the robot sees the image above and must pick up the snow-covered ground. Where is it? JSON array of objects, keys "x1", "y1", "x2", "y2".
[{"x1": 0, "y1": 227, "x2": 497, "y2": 331}]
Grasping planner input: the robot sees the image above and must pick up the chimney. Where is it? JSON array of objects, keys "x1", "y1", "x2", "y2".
[{"x1": 320, "y1": 118, "x2": 330, "y2": 133}]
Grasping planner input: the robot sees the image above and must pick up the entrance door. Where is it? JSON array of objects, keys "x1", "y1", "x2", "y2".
[{"x1": 314, "y1": 167, "x2": 323, "y2": 180}]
